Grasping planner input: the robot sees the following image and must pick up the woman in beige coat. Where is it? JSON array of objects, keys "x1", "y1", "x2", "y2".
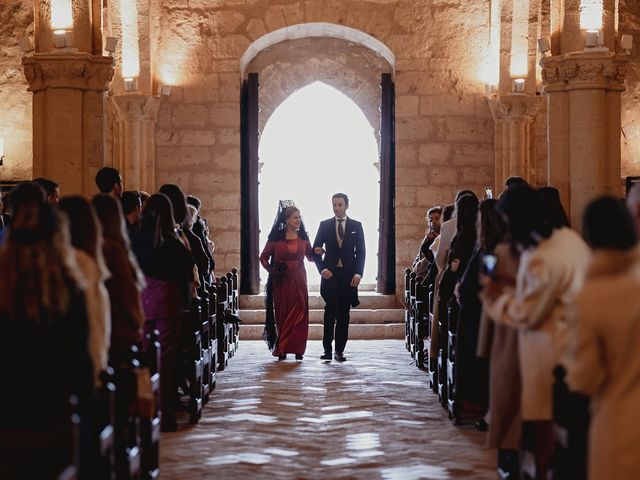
[
  {"x1": 566, "y1": 196, "x2": 640, "y2": 480},
  {"x1": 482, "y1": 186, "x2": 590, "y2": 479}
]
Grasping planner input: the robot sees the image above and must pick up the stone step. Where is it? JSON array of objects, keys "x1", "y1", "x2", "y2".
[
  {"x1": 238, "y1": 323, "x2": 404, "y2": 340},
  {"x1": 239, "y1": 308, "x2": 404, "y2": 325},
  {"x1": 239, "y1": 291, "x2": 399, "y2": 310}
]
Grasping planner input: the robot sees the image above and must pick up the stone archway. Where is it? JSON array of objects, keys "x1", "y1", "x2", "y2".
[{"x1": 239, "y1": 23, "x2": 395, "y2": 294}]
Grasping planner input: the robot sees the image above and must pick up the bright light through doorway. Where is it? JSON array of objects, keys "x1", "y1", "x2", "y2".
[{"x1": 258, "y1": 81, "x2": 380, "y2": 286}]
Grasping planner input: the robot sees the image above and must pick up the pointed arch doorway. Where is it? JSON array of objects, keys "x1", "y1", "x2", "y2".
[
  {"x1": 240, "y1": 24, "x2": 395, "y2": 295},
  {"x1": 258, "y1": 81, "x2": 380, "y2": 287}
]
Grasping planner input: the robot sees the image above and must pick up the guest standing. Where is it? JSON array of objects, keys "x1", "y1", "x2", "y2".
[
  {"x1": 566, "y1": 196, "x2": 640, "y2": 480},
  {"x1": 0, "y1": 183, "x2": 92, "y2": 478},
  {"x1": 92, "y1": 194, "x2": 146, "y2": 364},
  {"x1": 132, "y1": 193, "x2": 195, "y2": 431},
  {"x1": 59, "y1": 196, "x2": 111, "y2": 385}
]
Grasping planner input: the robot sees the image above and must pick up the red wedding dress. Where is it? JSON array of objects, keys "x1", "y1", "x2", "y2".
[{"x1": 259, "y1": 238, "x2": 314, "y2": 357}]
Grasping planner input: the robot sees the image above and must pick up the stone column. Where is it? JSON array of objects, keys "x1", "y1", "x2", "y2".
[
  {"x1": 541, "y1": 51, "x2": 628, "y2": 227},
  {"x1": 109, "y1": 94, "x2": 161, "y2": 192},
  {"x1": 488, "y1": 95, "x2": 542, "y2": 193},
  {"x1": 22, "y1": 53, "x2": 114, "y2": 195}
]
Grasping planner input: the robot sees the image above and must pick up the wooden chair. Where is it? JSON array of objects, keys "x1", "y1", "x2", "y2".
[
  {"x1": 414, "y1": 280, "x2": 429, "y2": 369},
  {"x1": 215, "y1": 278, "x2": 230, "y2": 371},
  {"x1": 437, "y1": 296, "x2": 449, "y2": 408},
  {"x1": 112, "y1": 347, "x2": 142, "y2": 480},
  {"x1": 428, "y1": 287, "x2": 437, "y2": 392},
  {"x1": 198, "y1": 293, "x2": 212, "y2": 403},
  {"x1": 231, "y1": 268, "x2": 240, "y2": 349},
  {"x1": 94, "y1": 368, "x2": 116, "y2": 479},
  {"x1": 552, "y1": 365, "x2": 589, "y2": 480},
  {"x1": 446, "y1": 301, "x2": 460, "y2": 423},
  {"x1": 404, "y1": 268, "x2": 412, "y2": 352},
  {"x1": 208, "y1": 286, "x2": 218, "y2": 386},
  {"x1": 224, "y1": 272, "x2": 239, "y2": 358},
  {"x1": 140, "y1": 331, "x2": 161, "y2": 479},
  {"x1": 181, "y1": 301, "x2": 204, "y2": 424},
  {"x1": 56, "y1": 396, "x2": 81, "y2": 480}
]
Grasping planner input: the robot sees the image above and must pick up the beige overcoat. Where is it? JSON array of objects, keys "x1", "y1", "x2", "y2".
[
  {"x1": 565, "y1": 247, "x2": 640, "y2": 480},
  {"x1": 484, "y1": 227, "x2": 590, "y2": 420},
  {"x1": 477, "y1": 242, "x2": 522, "y2": 449}
]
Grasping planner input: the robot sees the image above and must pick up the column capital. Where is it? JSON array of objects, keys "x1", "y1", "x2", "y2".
[
  {"x1": 109, "y1": 94, "x2": 162, "y2": 122},
  {"x1": 487, "y1": 95, "x2": 542, "y2": 123},
  {"x1": 22, "y1": 53, "x2": 114, "y2": 93},
  {"x1": 541, "y1": 51, "x2": 628, "y2": 92}
]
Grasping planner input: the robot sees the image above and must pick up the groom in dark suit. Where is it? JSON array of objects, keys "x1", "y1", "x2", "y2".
[{"x1": 313, "y1": 193, "x2": 365, "y2": 362}]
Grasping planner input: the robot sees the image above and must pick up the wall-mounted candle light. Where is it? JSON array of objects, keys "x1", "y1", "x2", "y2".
[
  {"x1": 580, "y1": 0, "x2": 604, "y2": 48},
  {"x1": 510, "y1": 0, "x2": 529, "y2": 84},
  {"x1": 51, "y1": 0, "x2": 73, "y2": 49},
  {"x1": 482, "y1": 0, "x2": 500, "y2": 95},
  {"x1": 513, "y1": 78, "x2": 526, "y2": 93},
  {"x1": 620, "y1": 34, "x2": 633, "y2": 55},
  {"x1": 120, "y1": 0, "x2": 140, "y2": 92}
]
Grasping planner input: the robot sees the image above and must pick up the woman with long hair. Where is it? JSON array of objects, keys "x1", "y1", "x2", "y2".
[
  {"x1": 159, "y1": 183, "x2": 209, "y2": 289},
  {"x1": 0, "y1": 183, "x2": 92, "y2": 477},
  {"x1": 92, "y1": 194, "x2": 146, "y2": 364},
  {"x1": 259, "y1": 202, "x2": 314, "y2": 360},
  {"x1": 131, "y1": 193, "x2": 194, "y2": 431},
  {"x1": 454, "y1": 199, "x2": 504, "y2": 418},
  {"x1": 59, "y1": 196, "x2": 111, "y2": 385}
]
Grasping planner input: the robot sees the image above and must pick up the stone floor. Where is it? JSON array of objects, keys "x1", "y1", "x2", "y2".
[{"x1": 160, "y1": 340, "x2": 496, "y2": 479}]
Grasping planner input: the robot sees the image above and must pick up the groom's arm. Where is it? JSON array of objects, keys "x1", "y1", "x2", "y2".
[
  {"x1": 354, "y1": 221, "x2": 366, "y2": 277},
  {"x1": 313, "y1": 222, "x2": 327, "y2": 274}
]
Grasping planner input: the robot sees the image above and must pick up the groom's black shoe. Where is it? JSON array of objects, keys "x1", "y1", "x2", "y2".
[
  {"x1": 334, "y1": 352, "x2": 347, "y2": 362},
  {"x1": 320, "y1": 352, "x2": 332, "y2": 360}
]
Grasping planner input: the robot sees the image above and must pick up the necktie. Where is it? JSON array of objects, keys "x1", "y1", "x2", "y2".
[{"x1": 338, "y1": 219, "x2": 345, "y2": 240}]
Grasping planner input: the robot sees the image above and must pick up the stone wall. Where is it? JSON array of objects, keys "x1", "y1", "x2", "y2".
[
  {"x1": 0, "y1": 0, "x2": 32, "y2": 181},
  {"x1": 153, "y1": 0, "x2": 500, "y2": 282},
  {"x1": 2, "y1": 0, "x2": 639, "y2": 294},
  {"x1": 621, "y1": 0, "x2": 640, "y2": 180}
]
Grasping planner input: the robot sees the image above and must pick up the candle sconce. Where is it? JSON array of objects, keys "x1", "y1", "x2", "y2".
[
  {"x1": 53, "y1": 29, "x2": 74, "y2": 49},
  {"x1": 124, "y1": 77, "x2": 138, "y2": 92},
  {"x1": 512, "y1": 78, "x2": 526, "y2": 94}
]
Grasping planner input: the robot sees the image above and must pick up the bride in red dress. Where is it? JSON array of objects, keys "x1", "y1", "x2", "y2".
[{"x1": 259, "y1": 203, "x2": 314, "y2": 360}]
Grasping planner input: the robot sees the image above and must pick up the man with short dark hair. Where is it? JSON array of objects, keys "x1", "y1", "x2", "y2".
[
  {"x1": 121, "y1": 190, "x2": 142, "y2": 238},
  {"x1": 412, "y1": 205, "x2": 442, "y2": 275},
  {"x1": 313, "y1": 193, "x2": 366, "y2": 362},
  {"x1": 95, "y1": 167, "x2": 123, "y2": 198},
  {"x1": 187, "y1": 195, "x2": 215, "y2": 276},
  {"x1": 32, "y1": 177, "x2": 60, "y2": 205},
  {"x1": 504, "y1": 176, "x2": 529, "y2": 191}
]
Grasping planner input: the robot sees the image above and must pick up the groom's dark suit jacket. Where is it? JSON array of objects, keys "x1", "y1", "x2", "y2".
[{"x1": 313, "y1": 217, "x2": 366, "y2": 278}]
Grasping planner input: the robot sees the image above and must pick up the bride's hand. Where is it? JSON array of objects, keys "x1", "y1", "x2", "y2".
[{"x1": 314, "y1": 247, "x2": 325, "y2": 255}]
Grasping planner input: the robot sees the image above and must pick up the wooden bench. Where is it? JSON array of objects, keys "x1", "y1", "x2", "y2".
[
  {"x1": 446, "y1": 302, "x2": 460, "y2": 423},
  {"x1": 140, "y1": 330, "x2": 161, "y2": 479},
  {"x1": 112, "y1": 347, "x2": 142, "y2": 480},
  {"x1": 181, "y1": 300, "x2": 204, "y2": 424},
  {"x1": 216, "y1": 278, "x2": 230, "y2": 371},
  {"x1": 413, "y1": 279, "x2": 429, "y2": 369}
]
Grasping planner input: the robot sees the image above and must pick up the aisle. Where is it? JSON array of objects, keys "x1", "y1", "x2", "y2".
[{"x1": 160, "y1": 340, "x2": 495, "y2": 479}]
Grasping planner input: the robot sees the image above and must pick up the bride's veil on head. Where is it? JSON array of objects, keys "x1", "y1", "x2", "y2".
[{"x1": 266, "y1": 199, "x2": 309, "y2": 242}]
